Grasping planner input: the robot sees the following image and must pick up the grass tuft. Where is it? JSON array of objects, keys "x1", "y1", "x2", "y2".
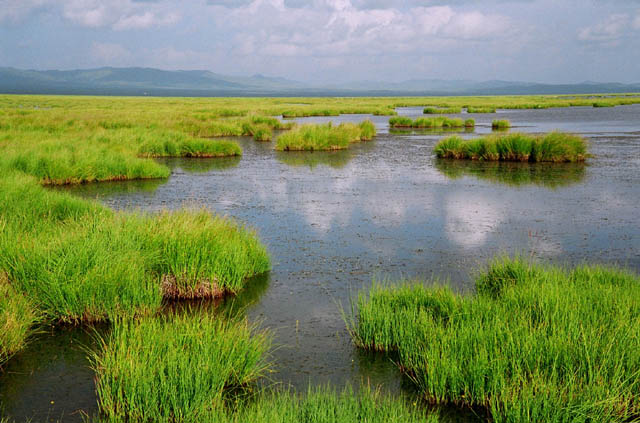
[
  {"x1": 389, "y1": 117, "x2": 470, "y2": 129},
  {"x1": 0, "y1": 273, "x2": 39, "y2": 367},
  {"x1": 491, "y1": 119, "x2": 511, "y2": 130},
  {"x1": 423, "y1": 107, "x2": 462, "y2": 114},
  {"x1": 275, "y1": 121, "x2": 375, "y2": 151}
]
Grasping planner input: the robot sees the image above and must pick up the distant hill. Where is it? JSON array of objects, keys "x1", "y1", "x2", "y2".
[{"x1": 1, "y1": 67, "x2": 639, "y2": 97}]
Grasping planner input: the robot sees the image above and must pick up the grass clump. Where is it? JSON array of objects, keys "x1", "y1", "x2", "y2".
[
  {"x1": 491, "y1": 119, "x2": 511, "y2": 130},
  {"x1": 434, "y1": 132, "x2": 588, "y2": 162},
  {"x1": 389, "y1": 117, "x2": 470, "y2": 129},
  {"x1": 139, "y1": 134, "x2": 241, "y2": 158},
  {"x1": 0, "y1": 273, "x2": 39, "y2": 367},
  {"x1": 423, "y1": 107, "x2": 462, "y2": 114},
  {"x1": 275, "y1": 121, "x2": 375, "y2": 151},
  {"x1": 252, "y1": 125, "x2": 272, "y2": 142},
  {"x1": 466, "y1": 106, "x2": 496, "y2": 113},
  {"x1": 592, "y1": 102, "x2": 615, "y2": 107},
  {"x1": 91, "y1": 313, "x2": 270, "y2": 422},
  {"x1": 350, "y1": 257, "x2": 640, "y2": 423}
]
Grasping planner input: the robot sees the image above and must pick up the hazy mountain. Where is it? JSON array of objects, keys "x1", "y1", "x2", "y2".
[{"x1": 1, "y1": 67, "x2": 639, "y2": 97}]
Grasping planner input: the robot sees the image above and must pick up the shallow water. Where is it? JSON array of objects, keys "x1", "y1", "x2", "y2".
[{"x1": 2, "y1": 104, "x2": 640, "y2": 422}]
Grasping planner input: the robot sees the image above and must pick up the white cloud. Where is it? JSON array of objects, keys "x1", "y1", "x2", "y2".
[{"x1": 0, "y1": 0, "x2": 50, "y2": 22}]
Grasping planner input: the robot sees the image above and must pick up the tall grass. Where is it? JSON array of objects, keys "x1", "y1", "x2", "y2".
[
  {"x1": 138, "y1": 135, "x2": 241, "y2": 158},
  {"x1": 275, "y1": 121, "x2": 375, "y2": 151},
  {"x1": 389, "y1": 117, "x2": 472, "y2": 129},
  {"x1": 466, "y1": 107, "x2": 496, "y2": 113},
  {"x1": 350, "y1": 258, "x2": 640, "y2": 423},
  {"x1": 91, "y1": 313, "x2": 271, "y2": 422},
  {"x1": 423, "y1": 107, "x2": 462, "y2": 114},
  {"x1": 491, "y1": 119, "x2": 511, "y2": 130},
  {"x1": 434, "y1": 132, "x2": 588, "y2": 162},
  {"x1": 0, "y1": 273, "x2": 39, "y2": 367}
]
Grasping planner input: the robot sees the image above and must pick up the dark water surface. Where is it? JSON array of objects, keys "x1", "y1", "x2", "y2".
[{"x1": 2, "y1": 105, "x2": 639, "y2": 422}]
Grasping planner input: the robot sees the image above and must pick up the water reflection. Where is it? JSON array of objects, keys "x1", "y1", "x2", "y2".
[
  {"x1": 157, "y1": 156, "x2": 241, "y2": 174},
  {"x1": 50, "y1": 178, "x2": 166, "y2": 200},
  {"x1": 435, "y1": 159, "x2": 587, "y2": 188}
]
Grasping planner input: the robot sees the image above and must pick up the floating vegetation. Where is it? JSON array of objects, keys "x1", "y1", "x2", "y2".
[
  {"x1": 423, "y1": 106, "x2": 462, "y2": 114},
  {"x1": 491, "y1": 119, "x2": 511, "y2": 130},
  {"x1": 91, "y1": 313, "x2": 271, "y2": 422},
  {"x1": 434, "y1": 132, "x2": 588, "y2": 162},
  {"x1": 275, "y1": 121, "x2": 376, "y2": 151},
  {"x1": 435, "y1": 159, "x2": 587, "y2": 188},
  {"x1": 349, "y1": 257, "x2": 640, "y2": 422},
  {"x1": 389, "y1": 117, "x2": 473, "y2": 129}
]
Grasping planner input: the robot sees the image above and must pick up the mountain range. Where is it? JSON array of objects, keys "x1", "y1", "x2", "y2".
[{"x1": 1, "y1": 67, "x2": 639, "y2": 97}]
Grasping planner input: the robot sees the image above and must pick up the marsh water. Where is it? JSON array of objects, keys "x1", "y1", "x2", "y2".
[{"x1": 2, "y1": 105, "x2": 640, "y2": 422}]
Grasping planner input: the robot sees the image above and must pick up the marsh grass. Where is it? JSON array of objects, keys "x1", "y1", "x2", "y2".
[
  {"x1": 0, "y1": 273, "x2": 39, "y2": 367},
  {"x1": 350, "y1": 258, "x2": 640, "y2": 423},
  {"x1": 252, "y1": 125, "x2": 272, "y2": 142},
  {"x1": 423, "y1": 107, "x2": 462, "y2": 114},
  {"x1": 91, "y1": 312, "x2": 271, "y2": 422},
  {"x1": 434, "y1": 132, "x2": 588, "y2": 162},
  {"x1": 466, "y1": 107, "x2": 496, "y2": 113},
  {"x1": 491, "y1": 120, "x2": 511, "y2": 130},
  {"x1": 275, "y1": 121, "x2": 376, "y2": 151},
  {"x1": 138, "y1": 135, "x2": 241, "y2": 158},
  {"x1": 389, "y1": 117, "x2": 472, "y2": 129}
]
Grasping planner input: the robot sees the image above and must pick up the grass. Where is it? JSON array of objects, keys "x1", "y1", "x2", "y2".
[
  {"x1": 491, "y1": 119, "x2": 511, "y2": 130},
  {"x1": 138, "y1": 133, "x2": 241, "y2": 158},
  {"x1": 389, "y1": 117, "x2": 473, "y2": 129},
  {"x1": 275, "y1": 121, "x2": 376, "y2": 151},
  {"x1": 91, "y1": 312, "x2": 271, "y2": 422},
  {"x1": 434, "y1": 132, "x2": 588, "y2": 162},
  {"x1": 593, "y1": 102, "x2": 615, "y2": 108},
  {"x1": 349, "y1": 257, "x2": 640, "y2": 423},
  {"x1": 0, "y1": 273, "x2": 39, "y2": 367},
  {"x1": 253, "y1": 125, "x2": 273, "y2": 141},
  {"x1": 423, "y1": 107, "x2": 462, "y2": 114},
  {"x1": 0, "y1": 173, "x2": 270, "y2": 323},
  {"x1": 466, "y1": 106, "x2": 496, "y2": 113},
  {"x1": 434, "y1": 159, "x2": 587, "y2": 188}
]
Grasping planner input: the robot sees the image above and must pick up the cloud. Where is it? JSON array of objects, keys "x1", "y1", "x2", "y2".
[
  {"x1": 0, "y1": 0, "x2": 50, "y2": 22},
  {"x1": 90, "y1": 42, "x2": 132, "y2": 64},
  {"x1": 578, "y1": 13, "x2": 630, "y2": 42}
]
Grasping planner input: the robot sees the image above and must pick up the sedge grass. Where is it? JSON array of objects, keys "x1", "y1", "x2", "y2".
[
  {"x1": 434, "y1": 132, "x2": 588, "y2": 162},
  {"x1": 0, "y1": 273, "x2": 39, "y2": 367},
  {"x1": 275, "y1": 121, "x2": 376, "y2": 151},
  {"x1": 423, "y1": 107, "x2": 462, "y2": 114},
  {"x1": 350, "y1": 257, "x2": 640, "y2": 423},
  {"x1": 466, "y1": 106, "x2": 496, "y2": 113},
  {"x1": 138, "y1": 134, "x2": 241, "y2": 158},
  {"x1": 389, "y1": 117, "x2": 472, "y2": 129},
  {"x1": 252, "y1": 125, "x2": 273, "y2": 141},
  {"x1": 91, "y1": 313, "x2": 271, "y2": 422},
  {"x1": 491, "y1": 119, "x2": 511, "y2": 130}
]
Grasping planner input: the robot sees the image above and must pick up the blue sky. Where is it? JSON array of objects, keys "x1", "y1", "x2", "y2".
[{"x1": 1, "y1": 0, "x2": 639, "y2": 83}]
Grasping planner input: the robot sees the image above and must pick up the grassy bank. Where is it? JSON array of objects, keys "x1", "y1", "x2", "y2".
[
  {"x1": 389, "y1": 117, "x2": 474, "y2": 129},
  {"x1": 350, "y1": 257, "x2": 640, "y2": 423},
  {"x1": 434, "y1": 132, "x2": 588, "y2": 162},
  {"x1": 466, "y1": 106, "x2": 496, "y2": 113},
  {"x1": 138, "y1": 135, "x2": 241, "y2": 158},
  {"x1": 0, "y1": 274, "x2": 39, "y2": 367},
  {"x1": 275, "y1": 121, "x2": 376, "y2": 151},
  {"x1": 91, "y1": 313, "x2": 271, "y2": 422},
  {"x1": 423, "y1": 107, "x2": 462, "y2": 114}
]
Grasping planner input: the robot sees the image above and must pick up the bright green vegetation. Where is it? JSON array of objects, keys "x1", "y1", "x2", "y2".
[
  {"x1": 466, "y1": 106, "x2": 496, "y2": 113},
  {"x1": 350, "y1": 257, "x2": 640, "y2": 423},
  {"x1": 434, "y1": 159, "x2": 586, "y2": 188},
  {"x1": 434, "y1": 132, "x2": 588, "y2": 162},
  {"x1": 423, "y1": 107, "x2": 462, "y2": 114},
  {"x1": 252, "y1": 125, "x2": 273, "y2": 141},
  {"x1": 0, "y1": 274, "x2": 39, "y2": 366},
  {"x1": 139, "y1": 134, "x2": 242, "y2": 158},
  {"x1": 389, "y1": 117, "x2": 474, "y2": 129},
  {"x1": 0, "y1": 174, "x2": 270, "y2": 323},
  {"x1": 275, "y1": 121, "x2": 376, "y2": 151},
  {"x1": 593, "y1": 102, "x2": 615, "y2": 108},
  {"x1": 91, "y1": 313, "x2": 271, "y2": 422},
  {"x1": 491, "y1": 119, "x2": 511, "y2": 130}
]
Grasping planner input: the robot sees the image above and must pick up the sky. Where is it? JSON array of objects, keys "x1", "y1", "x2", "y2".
[{"x1": 0, "y1": 0, "x2": 639, "y2": 84}]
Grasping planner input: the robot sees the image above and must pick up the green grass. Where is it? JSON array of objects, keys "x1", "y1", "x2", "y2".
[
  {"x1": 253, "y1": 125, "x2": 273, "y2": 141},
  {"x1": 491, "y1": 119, "x2": 511, "y2": 130},
  {"x1": 0, "y1": 173, "x2": 270, "y2": 323},
  {"x1": 593, "y1": 102, "x2": 615, "y2": 108},
  {"x1": 434, "y1": 132, "x2": 588, "y2": 162},
  {"x1": 138, "y1": 134, "x2": 242, "y2": 158},
  {"x1": 389, "y1": 117, "x2": 472, "y2": 129},
  {"x1": 350, "y1": 257, "x2": 640, "y2": 423},
  {"x1": 423, "y1": 107, "x2": 462, "y2": 114},
  {"x1": 466, "y1": 107, "x2": 496, "y2": 113},
  {"x1": 91, "y1": 312, "x2": 271, "y2": 422},
  {"x1": 0, "y1": 273, "x2": 39, "y2": 367},
  {"x1": 275, "y1": 121, "x2": 376, "y2": 151}
]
